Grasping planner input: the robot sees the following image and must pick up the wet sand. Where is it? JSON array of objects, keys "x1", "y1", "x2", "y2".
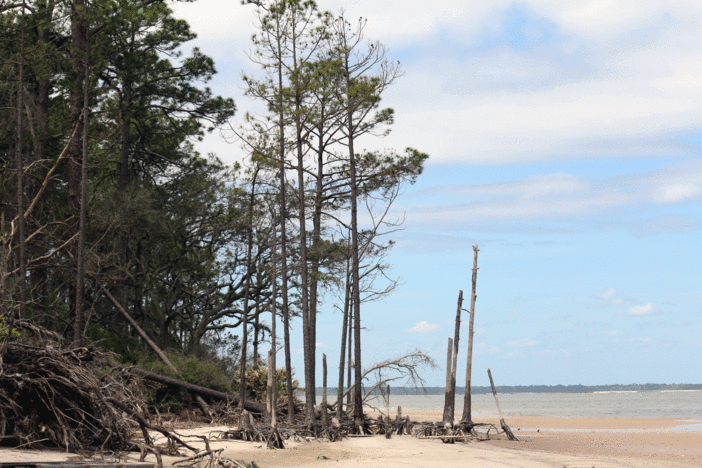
[{"x1": 2, "y1": 413, "x2": 700, "y2": 467}]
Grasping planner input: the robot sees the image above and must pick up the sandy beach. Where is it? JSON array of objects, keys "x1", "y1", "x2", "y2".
[{"x1": 3, "y1": 410, "x2": 701, "y2": 468}]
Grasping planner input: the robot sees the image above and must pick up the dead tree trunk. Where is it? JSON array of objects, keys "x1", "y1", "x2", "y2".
[
  {"x1": 447, "y1": 290, "x2": 463, "y2": 424},
  {"x1": 102, "y1": 360, "x2": 267, "y2": 413},
  {"x1": 101, "y1": 285, "x2": 177, "y2": 373},
  {"x1": 487, "y1": 368, "x2": 518, "y2": 441},
  {"x1": 322, "y1": 353, "x2": 329, "y2": 428},
  {"x1": 442, "y1": 337, "x2": 453, "y2": 424},
  {"x1": 460, "y1": 245, "x2": 479, "y2": 425}
]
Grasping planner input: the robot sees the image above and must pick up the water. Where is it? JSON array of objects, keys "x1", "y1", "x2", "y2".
[{"x1": 316, "y1": 390, "x2": 702, "y2": 420}]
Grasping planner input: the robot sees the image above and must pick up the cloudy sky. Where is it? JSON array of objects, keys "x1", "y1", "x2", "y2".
[{"x1": 170, "y1": 0, "x2": 702, "y2": 387}]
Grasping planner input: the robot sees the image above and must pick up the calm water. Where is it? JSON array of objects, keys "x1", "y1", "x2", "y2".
[{"x1": 316, "y1": 390, "x2": 702, "y2": 419}]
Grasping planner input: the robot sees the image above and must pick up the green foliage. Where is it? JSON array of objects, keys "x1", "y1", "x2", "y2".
[
  {"x1": 87, "y1": 323, "x2": 142, "y2": 365},
  {"x1": 143, "y1": 351, "x2": 235, "y2": 394},
  {"x1": 0, "y1": 316, "x2": 20, "y2": 341},
  {"x1": 234, "y1": 365, "x2": 295, "y2": 402}
]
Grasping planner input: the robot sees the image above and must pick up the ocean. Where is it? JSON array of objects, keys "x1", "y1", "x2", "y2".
[{"x1": 316, "y1": 390, "x2": 702, "y2": 419}]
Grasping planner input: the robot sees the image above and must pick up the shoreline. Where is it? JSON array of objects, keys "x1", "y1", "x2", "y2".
[{"x1": 2, "y1": 412, "x2": 701, "y2": 467}]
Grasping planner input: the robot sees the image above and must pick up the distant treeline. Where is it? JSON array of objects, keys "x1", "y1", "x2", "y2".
[{"x1": 314, "y1": 383, "x2": 702, "y2": 395}]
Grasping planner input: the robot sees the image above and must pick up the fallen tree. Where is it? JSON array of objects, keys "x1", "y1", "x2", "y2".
[{"x1": 100, "y1": 360, "x2": 267, "y2": 414}]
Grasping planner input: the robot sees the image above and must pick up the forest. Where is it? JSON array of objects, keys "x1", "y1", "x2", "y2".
[{"x1": 0, "y1": 0, "x2": 430, "y2": 435}]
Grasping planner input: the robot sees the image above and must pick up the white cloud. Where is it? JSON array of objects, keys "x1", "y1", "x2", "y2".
[
  {"x1": 397, "y1": 161, "x2": 702, "y2": 226},
  {"x1": 535, "y1": 348, "x2": 571, "y2": 356},
  {"x1": 505, "y1": 339, "x2": 539, "y2": 347},
  {"x1": 172, "y1": 0, "x2": 702, "y2": 167},
  {"x1": 630, "y1": 337, "x2": 653, "y2": 344},
  {"x1": 475, "y1": 343, "x2": 499, "y2": 354},
  {"x1": 408, "y1": 321, "x2": 440, "y2": 333},
  {"x1": 597, "y1": 287, "x2": 617, "y2": 298},
  {"x1": 629, "y1": 303, "x2": 654, "y2": 315},
  {"x1": 316, "y1": 342, "x2": 327, "y2": 348},
  {"x1": 654, "y1": 183, "x2": 702, "y2": 204}
]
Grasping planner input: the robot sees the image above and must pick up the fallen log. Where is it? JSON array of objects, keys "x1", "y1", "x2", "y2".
[
  {"x1": 102, "y1": 360, "x2": 266, "y2": 414},
  {"x1": 487, "y1": 368, "x2": 518, "y2": 441}
]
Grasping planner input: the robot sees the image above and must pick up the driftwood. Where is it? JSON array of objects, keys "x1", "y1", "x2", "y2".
[
  {"x1": 0, "y1": 342, "x2": 135, "y2": 451},
  {"x1": 487, "y1": 368, "x2": 518, "y2": 441}
]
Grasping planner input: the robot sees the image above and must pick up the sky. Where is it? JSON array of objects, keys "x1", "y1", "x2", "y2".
[{"x1": 168, "y1": 0, "x2": 702, "y2": 387}]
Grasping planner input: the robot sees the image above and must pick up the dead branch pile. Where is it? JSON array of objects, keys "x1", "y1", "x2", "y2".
[
  {"x1": 0, "y1": 342, "x2": 137, "y2": 451},
  {"x1": 410, "y1": 421, "x2": 508, "y2": 443}
]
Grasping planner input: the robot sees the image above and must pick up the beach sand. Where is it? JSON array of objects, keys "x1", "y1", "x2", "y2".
[{"x1": 2, "y1": 411, "x2": 700, "y2": 467}]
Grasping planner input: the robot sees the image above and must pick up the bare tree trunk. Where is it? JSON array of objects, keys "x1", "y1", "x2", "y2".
[
  {"x1": 346, "y1": 296, "x2": 353, "y2": 410},
  {"x1": 253, "y1": 294, "x2": 260, "y2": 366},
  {"x1": 14, "y1": 0, "x2": 27, "y2": 322},
  {"x1": 74, "y1": 17, "x2": 90, "y2": 347},
  {"x1": 442, "y1": 337, "x2": 453, "y2": 424},
  {"x1": 461, "y1": 245, "x2": 479, "y2": 425},
  {"x1": 322, "y1": 353, "x2": 329, "y2": 427},
  {"x1": 447, "y1": 290, "x2": 463, "y2": 423},
  {"x1": 336, "y1": 257, "x2": 351, "y2": 419},
  {"x1": 101, "y1": 285, "x2": 177, "y2": 373},
  {"x1": 267, "y1": 217, "x2": 278, "y2": 427},
  {"x1": 488, "y1": 368, "x2": 518, "y2": 441}
]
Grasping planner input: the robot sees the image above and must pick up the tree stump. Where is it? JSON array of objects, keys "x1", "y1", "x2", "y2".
[{"x1": 240, "y1": 410, "x2": 255, "y2": 441}]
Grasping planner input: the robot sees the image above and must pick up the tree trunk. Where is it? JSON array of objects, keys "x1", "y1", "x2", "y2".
[
  {"x1": 103, "y1": 360, "x2": 266, "y2": 413},
  {"x1": 447, "y1": 290, "x2": 463, "y2": 423},
  {"x1": 291, "y1": 30, "x2": 315, "y2": 427},
  {"x1": 308, "y1": 118, "x2": 326, "y2": 410},
  {"x1": 336, "y1": 257, "x2": 351, "y2": 419},
  {"x1": 347, "y1": 292, "x2": 353, "y2": 409},
  {"x1": 14, "y1": 0, "x2": 27, "y2": 322},
  {"x1": 101, "y1": 285, "x2": 178, "y2": 372},
  {"x1": 442, "y1": 337, "x2": 453, "y2": 424},
  {"x1": 461, "y1": 245, "x2": 479, "y2": 425},
  {"x1": 239, "y1": 169, "x2": 259, "y2": 408},
  {"x1": 73, "y1": 15, "x2": 90, "y2": 347},
  {"x1": 322, "y1": 353, "x2": 329, "y2": 428},
  {"x1": 347, "y1": 68, "x2": 364, "y2": 425},
  {"x1": 267, "y1": 218, "x2": 277, "y2": 427},
  {"x1": 274, "y1": 16, "x2": 294, "y2": 426}
]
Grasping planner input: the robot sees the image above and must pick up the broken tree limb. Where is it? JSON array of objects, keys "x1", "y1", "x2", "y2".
[
  {"x1": 106, "y1": 397, "x2": 200, "y2": 452},
  {"x1": 487, "y1": 368, "x2": 518, "y2": 441},
  {"x1": 102, "y1": 360, "x2": 267, "y2": 413}
]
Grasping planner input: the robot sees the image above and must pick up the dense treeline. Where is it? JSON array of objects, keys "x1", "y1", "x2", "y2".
[
  {"x1": 0, "y1": 0, "x2": 427, "y2": 429},
  {"x1": 348, "y1": 384, "x2": 702, "y2": 395}
]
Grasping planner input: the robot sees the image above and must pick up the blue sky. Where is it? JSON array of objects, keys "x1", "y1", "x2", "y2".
[{"x1": 169, "y1": 0, "x2": 702, "y2": 386}]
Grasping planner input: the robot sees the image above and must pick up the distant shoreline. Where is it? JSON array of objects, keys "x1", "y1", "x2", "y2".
[{"x1": 312, "y1": 383, "x2": 702, "y2": 395}]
